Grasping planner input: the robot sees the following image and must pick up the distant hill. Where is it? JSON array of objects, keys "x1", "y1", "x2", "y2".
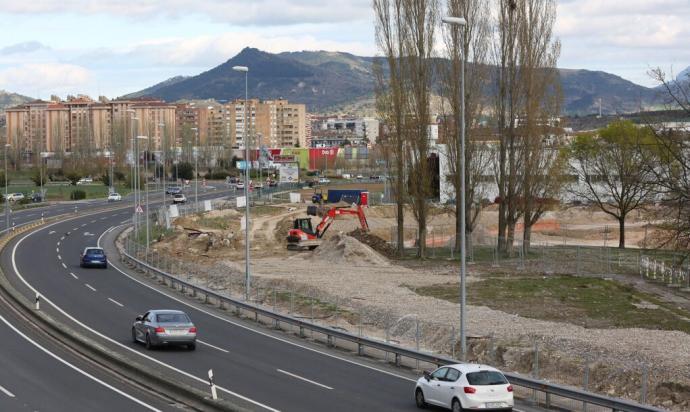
[
  {"x1": 0, "y1": 90, "x2": 33, "y2": 111},
  {"x1": 125, "y1": 47, "x2": 665, "y2": 115}
]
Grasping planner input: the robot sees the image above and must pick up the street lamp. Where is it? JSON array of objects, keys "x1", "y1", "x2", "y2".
[
  {"x1": 136, "y1": 135, "x2": 149, "y2": 248},
  {"x1": 233, "y1": 64, "x2": 251, "y2": 301},
  {"x1": 4, "y1": 144, "x2": 10, "y2": 234},
  {"x1": 159, "y1": 122, "x2": 166, "y2": 205},
  {"x1": 443, "y1": 15, "x2": 468, "y2": 360},
  {"x1": 190, "y1": 127, "x2": 199, "y2": 211}
]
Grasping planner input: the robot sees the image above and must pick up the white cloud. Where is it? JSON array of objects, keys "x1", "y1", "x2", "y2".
[
  {"x1": 0, "y1": 63, "x2": 92, "y2": 96},
  {"x1": 0, "y1": 0, "x2": 372, "y2": 25}
]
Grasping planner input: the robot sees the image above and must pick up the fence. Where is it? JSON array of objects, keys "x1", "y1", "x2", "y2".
[{"x1": 121, "y1": 220, "x2": 669, "y2": 411}]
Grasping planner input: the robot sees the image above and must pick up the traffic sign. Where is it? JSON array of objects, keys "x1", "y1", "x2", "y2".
[{"x1": 135, "y1": 205, "x2": 144, "y2": 213}]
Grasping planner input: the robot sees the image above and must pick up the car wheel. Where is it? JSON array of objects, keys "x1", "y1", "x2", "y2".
[
  {"x1": 452, "y1": 398, "x2": 463, "y2": 412},
  {"x1": 415, "y1": 389, "x2": 427, "y2": 409},
  {"x1": 187, "y1": 342, "x2": 196, "y2": 351},
  {"x1": 145, "y1": 333, "x2": 153, "y2": 350},
  {"x1": 131, "y1": 328, "x2": 138, "y2": 343}
]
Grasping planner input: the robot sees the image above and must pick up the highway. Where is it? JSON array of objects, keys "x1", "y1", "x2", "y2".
[
  {"x1": 3, "y1": 187, "x2": 423, "y2": 411},
  {"x1": 0, "y1": 187, "x2": 539, "y2": 411}
]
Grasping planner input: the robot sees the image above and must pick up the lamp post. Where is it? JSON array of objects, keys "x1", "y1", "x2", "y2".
[
  {"x1": 4, "y1": 144, "x2": 10, "y2": 234},
  {"x1": 136, "y1": 135, "x2": 148, "y2": 245},
  {"x1": 159, "y1": 122, "x2": 166, "y2": 205},
  {"x1": 233, "y1": 64, "x2": 251, "y2": 301},
  {"x1": 442, "y1": 15, "x2": 467, "y2": 360},
  {"x1": 190, "y1": 127, "x2": 199, "y2": 211}
]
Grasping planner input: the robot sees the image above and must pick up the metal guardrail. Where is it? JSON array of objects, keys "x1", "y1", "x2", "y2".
[{"x1": 121, "y1": 241, "x2": 665, "y2": 412}]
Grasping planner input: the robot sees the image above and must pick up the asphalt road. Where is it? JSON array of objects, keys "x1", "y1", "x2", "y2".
[
  {"x1": 6, "y1": 190, "x2": 423, "y2": 411},
  {"x1": 1, "y1": 185, "x2": 541, "y2": 412}
]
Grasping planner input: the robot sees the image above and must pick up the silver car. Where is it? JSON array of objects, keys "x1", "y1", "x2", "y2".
[{"x1": 132, "y1": 309, "x2": 197, "y2": 350}]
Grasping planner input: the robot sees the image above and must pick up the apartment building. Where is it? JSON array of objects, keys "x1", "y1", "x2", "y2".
[{"x1": 5, "y1": 96, "x2": 176, "y2": 165}]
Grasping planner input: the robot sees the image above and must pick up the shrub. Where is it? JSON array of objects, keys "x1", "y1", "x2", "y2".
[{"x1": 70, "y1": 190, "x2": 86, "y2": 200}]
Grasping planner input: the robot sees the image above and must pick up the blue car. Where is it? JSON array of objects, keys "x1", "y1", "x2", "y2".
[{"x1": 80, "y1": 247, "x2": 108, "y2": 268}]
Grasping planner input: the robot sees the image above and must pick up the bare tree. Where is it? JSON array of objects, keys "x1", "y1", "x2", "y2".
[
  {"x1": 438, "y1": 0, "x2": 492, "y2": 252},
  {"x1": 568, "y1": 121, "x2": 656, "y2": 248},
  {"x1": 515, "y1": 0, "x2": 562, "y2": 251},
  {"x1": 373, "y1": 0, "x2": 408, "y2": 256}
]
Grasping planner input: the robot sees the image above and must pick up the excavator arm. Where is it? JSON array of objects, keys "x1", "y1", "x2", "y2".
[{"x1": 314, "y1": 205, "x2": 369, "y2": 238}]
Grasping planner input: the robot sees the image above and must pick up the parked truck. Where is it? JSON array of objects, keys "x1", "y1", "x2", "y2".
[{"x1": 311, "y1": 189, "x2": 369, "y2": 206}]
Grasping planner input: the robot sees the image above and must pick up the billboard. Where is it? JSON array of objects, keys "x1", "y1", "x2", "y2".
[{"x1": 279, "y1": 165, "x2": 299, "y2": 183}]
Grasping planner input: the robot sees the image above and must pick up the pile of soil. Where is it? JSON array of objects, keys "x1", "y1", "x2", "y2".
[
  {"x1": 308, "y1": 233, "x2": 390, "y2": 266},
  {"x1": 275, "y1": 217, "x2": 295, "y2": 243},
  {"x1": 348, "y1": 228, "x2": 398, "y2": 259}
]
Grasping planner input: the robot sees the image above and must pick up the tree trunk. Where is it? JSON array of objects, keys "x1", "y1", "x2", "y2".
[
  {"x1": 455, "y1": 205, "x2": 462, "y2": 253},
  {"x1": 418, "y1": 220, "x2": 427, "y2": 258},
  {"x1": 523, "y1": 221, "x2": 532, "y2": 254},
  {"x1": 506, "y1": 221, "x2": 516, "y2": 257},
  {"x1": 618, "y1": 215, "x2": 626, "y2": 249},
  {"x1": 397, "y1": 201, "x2": 404, "y2": 257}
]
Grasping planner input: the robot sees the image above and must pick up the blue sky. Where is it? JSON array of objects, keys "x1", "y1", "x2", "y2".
[{"x1": 0, "y1": 0, "x2": 688, "y2": 99}]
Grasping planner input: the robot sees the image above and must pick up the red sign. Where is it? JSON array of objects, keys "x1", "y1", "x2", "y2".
[{"x1": 273, "y1": 155, "x2": 296, "y2": 163}]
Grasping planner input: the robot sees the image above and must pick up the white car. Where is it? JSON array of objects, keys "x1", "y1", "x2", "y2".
[
  {"x1": 172, "y1": 193, "x2": 187, "y2": 204},
  {"x1": 107, "y1": 193, "x2": 122, "y2": 202},
  {"x1": 6, "y1": 193, "x2": 25, "y2": 202},
  {"x1": 235, "y1": 182, "x2": 245, "y2": 190},
  {"x1": 415, "y1": 364, "x2": 514, "y2": 412},
  {"x1": 76, "y1": 177, "x2": 93, "y2": 185},
  {"x1": 318, "y1": 177, "x2": 331, "y2": 184}
]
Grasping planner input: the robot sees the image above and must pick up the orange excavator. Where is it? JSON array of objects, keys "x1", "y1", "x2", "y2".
[{"x1": 287, "y1": 204, "x2": 369, "y2": 250}]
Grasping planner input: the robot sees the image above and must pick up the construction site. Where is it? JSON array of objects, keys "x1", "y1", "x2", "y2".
[{"x1": 143, "y1": 188, "x2": 690, "y2": 411}]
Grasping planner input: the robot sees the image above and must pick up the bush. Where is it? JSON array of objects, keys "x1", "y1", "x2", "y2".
[
  {"x1": 172, "y1": 162, "x2": 194, "y2": 180},
  {"x1": 66, "y1": 172, "x2": 81, "y2": 186},
  {"x1": 70, "y1": 190, "x2": 86, "y2": 200},
  {"x1": 208, "y1": 170, "x2": 229, "y2": 180},
  {"x1": 18, "y1": 197, "x2": 31, "y2": 205}
]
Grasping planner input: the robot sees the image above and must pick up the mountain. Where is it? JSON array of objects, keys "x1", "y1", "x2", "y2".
[
  {"x1": 126, "y1": 47, "x2": 663, "y2": 115},
  {"x1": 123, "y1": 47, "x2": 374, "y2": 110},
  {"x1": 677, "y1": 66, "x2": 690, "y2": 83},
  {"x1": 0, "y1": 90, "x2": 33, "y2": 111},
  {"x1": 123, "y1": 75, "x2": 189, "y2": 99}
]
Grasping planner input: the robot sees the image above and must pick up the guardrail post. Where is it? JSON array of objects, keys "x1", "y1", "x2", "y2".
[
  {"x1": 640, "y1": 364, "x2": 648, "y2": 404},
  {"x1": 395, "y1": 353, "x2": 401, "y2": 367},
  {"x1": 327, "y1": 334, "x2": 333, "y2": 347},
  {"x1": 358, "y1": 342, "x2": 364, "y2": 356},
  {"x1": 299, "y1": 325, "x2": 305, "y2": 338},
  {"x1": 583, "y1": 359, "x2": 590, "y2": 412}
]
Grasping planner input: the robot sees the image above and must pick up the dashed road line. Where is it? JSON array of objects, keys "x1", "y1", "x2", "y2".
[
  {"x1": 0, "y1": 383, "x2": 15, "y2": 398},
  {"x1": 61, "y1": 262, "x2": 66, "y2": 269},
  {"x1": 197, "y1": 340, "x2": 229, "y2": 353},
  {"x1": 85, "y1": 284, "x2": 97, "y2": 292},
  {"x1": 69, "y1": 272, "x2": 78, "y2": 280},
  {"x1": 108, "y1": 298, "x2": 124, "y2": 308},
  {"x1": 276, "y1": 369, "x2": 333, "y2": 390},
  {"x1": 57, "y1": 255, "x2": 61, "y2": 260},
  {"x1": 56, "y1": 247, "x2": 59, "y2": 253}
]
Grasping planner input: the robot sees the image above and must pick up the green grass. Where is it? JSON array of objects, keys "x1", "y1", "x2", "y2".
[
  {"x1": 409, "y1": 275, "x2": 690, "y2": 333},
  {"x1": 3, "y1": 183, "x2": 132, "y2": 201}
]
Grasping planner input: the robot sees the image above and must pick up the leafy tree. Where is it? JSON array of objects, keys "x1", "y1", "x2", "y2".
[
  {"x1": 65, "y1": 172, "x2": 81, "y2": 186},
  {"x1": 172, "y1": 161, "x2": 194, "y2": 180},
  {"x1": 568, "y1": 120, "x2": 657, "y2": 248},
  {"x1": 31, "y1": 169, "x2": 43, "y2": 187}
]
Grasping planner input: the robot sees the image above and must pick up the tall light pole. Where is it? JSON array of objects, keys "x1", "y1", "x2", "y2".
[
  {"x1": 442, "y1": 15, "x2": 467, "y2": 360},
  {"x1": 233, "y1": 64, "x2": 251, "y2": 301},
  {"x1": 4, "y1": 144, "x2": 10, "y2": 234},
  {"x1": 136, "y1": 135, "x2": 148, "y2": 243},
  {"x1": 190, "y1": 127, "x2": 199, "y2": 211},
  {"x1": 159, "y1": 122, "x2": 166, "y2": 205}
]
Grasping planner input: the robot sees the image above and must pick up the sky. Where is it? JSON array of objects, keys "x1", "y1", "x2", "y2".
[{"x1": 0, "y1": 0, "x2": 688, "y2": 99}]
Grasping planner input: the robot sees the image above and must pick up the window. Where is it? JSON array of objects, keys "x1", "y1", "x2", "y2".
[
  {"x1": 445, "y1": 368, "x2": 461, "y2": 382},
  {"x1": 156, "y1": 313, "x2": 191, "y2": 323},
  {"x1": 466, "y1": 371, "x2": 508, "y2": 386},
  {"x1": 431, "y1": 368, "x2": 449, "y2": 380}
]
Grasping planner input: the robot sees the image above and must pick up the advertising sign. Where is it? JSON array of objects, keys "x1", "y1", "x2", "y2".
[{"x1": 279, "y1": 165, "x2": 299, "y2": 183}]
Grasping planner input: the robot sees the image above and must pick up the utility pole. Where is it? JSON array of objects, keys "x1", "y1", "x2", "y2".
[{"x1": 233, "y1": 65, "x2": 251, "y2": 301}]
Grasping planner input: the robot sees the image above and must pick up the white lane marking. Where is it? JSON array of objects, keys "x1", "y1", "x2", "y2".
[
  {"x1": 57, "y1": 241, "x2": 60, "y2": 246},
  {"x1": 101, "y1": 217, "x2": 107, "y2": 220},
  {"x1": 56, "y1": 247, "x2": 59, "y2": 253},
  {"x1": 27, "y1": 214, "x2": 35, "y2": 217},
  {"x1": 60, "y1": 236, "x2": 65, "y2": 240},
  {"x1": 72, "y1": 227, "x2": 78, "y2": 231},
  {"x1": 69, "y1": 272, "x2": 78, "y2": 280},
  {"x1": 0, "y1": 313, "x2": 160, "y2": 411},
  {"x1": 49, "y1": 231, "x2": 56, "y2": 235},
  {"x1": 61, "y1": 263, "x2": 66, "y2": 269},
  {"x1": 96, "y1": 226, "x2": 416, "y2": 384},
  {"x1": 0, "y1": 384, "x2": 15, "y2": 398},
  {"x1": 90, "y1": 220, "x2": 97, "y2": 223},
  {"x1": 119, "y1": 220, "x2": 129, "y2": 225},
  {"x1": 197, "y1": 340, "x2": 229, "y2": 353},
  {"x1": 13, "y1": 223, "x2": 279, "y2": 412},
  {"x1": 108, "y1": 298, "x2": 124, "y2": 308},
  {"x1": 277, "y1": 369, "x2": 333, "y2": 390},
  {"x1": 85, "y1": 284, "x2": 97, "y2": 292},
  {"x1": 57, "y1": 255, "x2": 61, "y2": 260}
]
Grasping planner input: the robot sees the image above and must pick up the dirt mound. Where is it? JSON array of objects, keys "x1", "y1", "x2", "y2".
[
  {"x1": 275, "y1": 216, "x2": 294, "y2": 243},
  {"x1": 308, "y1": 233, "x2": 390, "y2": 266},
  {"x1": 348, "y1": 229, "x2": 398, "y2": 259}
]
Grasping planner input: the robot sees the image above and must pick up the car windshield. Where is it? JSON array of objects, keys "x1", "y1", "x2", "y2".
[
  {"x1": 466, "y1": 371, "x2": 509, "y2": 386},
  {"x1": 86, "y1": 249, "x2": 104, "y2": 256},
  {"x1": 156, "y1": 313, "x2": 190, "y2": 323}
]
